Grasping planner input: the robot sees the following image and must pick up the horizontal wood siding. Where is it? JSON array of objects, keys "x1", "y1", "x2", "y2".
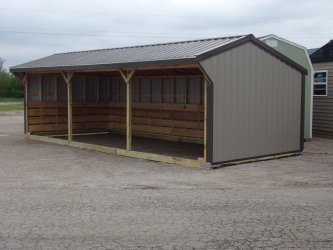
[
  {"x1": 26, "y1": 75, "x2": 204, "y2": 141},
  {"x1": 313, "y1": 62, "x2": 333, "y2": 132}
]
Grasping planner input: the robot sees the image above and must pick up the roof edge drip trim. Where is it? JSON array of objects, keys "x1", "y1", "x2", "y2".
[{"x1": 10, "y1": 58, "x2": 198, "y2": 73}]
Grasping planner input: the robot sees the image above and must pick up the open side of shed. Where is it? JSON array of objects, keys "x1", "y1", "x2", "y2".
[
  {"x1": 11, "y1": 34, "x2": 307, "y2": 168},
  {"x1": 23, "y1": 66, "x2": 207, "y2": 167}
]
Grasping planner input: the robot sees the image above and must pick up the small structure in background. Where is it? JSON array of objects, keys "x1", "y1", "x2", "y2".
[
  {"x1": 10, "y1": 34, "x2": 307, "y2": 168},
  {"x1": 309, "y1": 40, "x2": 333, "y2": 137},
  {"x1": 308, "y1": 48, "x2": 319, "y2": 56},
  {"x1": 260, "y1": 34, "x2": 313, "y2": 140}
]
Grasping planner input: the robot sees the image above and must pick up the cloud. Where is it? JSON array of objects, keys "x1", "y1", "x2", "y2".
[{"x1": 0, "y1": 0, "x2": 332, "y2": 69}]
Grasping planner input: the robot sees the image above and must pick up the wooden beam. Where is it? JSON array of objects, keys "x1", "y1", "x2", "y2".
[
  {"x1": 61, "y1": 72, "x2": 67, "y2": 83},
  {"x1": 13, "y1": 73, "x2": 28, "y2": 86},
  {"x1": 22, "y1": 64, "x2": 199, "y2": 75},
  {"x1": 22, "y1": 73, "x2": 28, "y2": 134},
  {"x1": 118, "y1": 68, "x2": 135, "y2": 83},
  {"x1": 126, "y1": 81, "x2": 132, "y2": 150},
  {"x1": 26, "y1": 101, "x2": 204, "y2": 112},
  {"x1": 67, "y1": 80, "x2": 73, "y2": 142},
  {"x1": 61, "y1": 71, "x2": 74, "y2": 84},
  {"x1": 204, "y1": 77, "x2": 207, "y2": 162},
  {"x1": 61, "y1": 72, "x2": 74, "y2": 142},
  {"x1": 119, "y1": 69, "x2": 136, "y2": 151},
  {"x1": 22, "y1": 73, "x2": 28, "y2": 85}
]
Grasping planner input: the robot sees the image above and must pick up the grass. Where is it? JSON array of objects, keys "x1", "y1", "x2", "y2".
[
  {"x1": 0, "y1": 97, "x2": 24, "y2": 111},
  {"x1": 0, "y1": 97, "x2": 23, "y2": 103},
  {"x1": 0, "y1": 103, "x2": 23, "y2": 111}
]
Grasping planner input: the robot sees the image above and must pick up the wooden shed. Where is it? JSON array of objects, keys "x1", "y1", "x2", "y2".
[{"x1": 10, "y1": 34, "x2": 307, "y2": 168}]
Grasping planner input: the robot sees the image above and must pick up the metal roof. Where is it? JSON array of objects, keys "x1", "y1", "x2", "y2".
[
  {"x1": 10, "y1": 35, "x2": 247, "y2": 72},
  {"x1": 307, "y1": 48, "x2": 319, "y2": 55},
  {"x1": 309, "y1": 40, "x2": 333, "y2": 63}
]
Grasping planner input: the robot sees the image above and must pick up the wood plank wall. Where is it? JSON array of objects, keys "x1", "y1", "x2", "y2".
[{"x1": 27, "y1": 74, "x2": 204, "y2": 141}]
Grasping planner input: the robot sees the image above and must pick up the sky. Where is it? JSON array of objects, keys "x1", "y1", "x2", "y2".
[{"x1": 0, "y1": 0, "x2": 332, "y2": 69}]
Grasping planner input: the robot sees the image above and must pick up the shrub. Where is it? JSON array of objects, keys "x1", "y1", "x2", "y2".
[{"x1": 0, "y1": 71, "x2": 23, "y2": 98}]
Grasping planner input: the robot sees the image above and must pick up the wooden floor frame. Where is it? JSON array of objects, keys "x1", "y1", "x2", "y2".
[{"x1": 27, "y1": 134, "x2": 206, "y2": 168}]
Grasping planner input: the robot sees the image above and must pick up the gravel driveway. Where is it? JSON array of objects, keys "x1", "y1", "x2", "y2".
[{"x1": 0, "y1": 113, "x2": 332, "y2": 249}]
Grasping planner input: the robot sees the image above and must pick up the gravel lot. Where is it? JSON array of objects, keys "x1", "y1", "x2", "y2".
[{"x1": 0, "y1": 113, "x2": 333, "y2": 249}]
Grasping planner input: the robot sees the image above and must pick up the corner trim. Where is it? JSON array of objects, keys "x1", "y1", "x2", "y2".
[{"x1": 197, "y1": 64, "x2": 214, "y2": 163}]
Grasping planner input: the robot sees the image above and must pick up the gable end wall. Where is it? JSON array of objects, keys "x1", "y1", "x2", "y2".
[{"x1": 200, "y1": 41, "x2": 303, "y2": 163}]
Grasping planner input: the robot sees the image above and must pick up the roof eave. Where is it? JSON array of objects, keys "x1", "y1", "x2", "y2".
[{"x1": 10, "y1": 58, "x2": 199, "y2": 74}]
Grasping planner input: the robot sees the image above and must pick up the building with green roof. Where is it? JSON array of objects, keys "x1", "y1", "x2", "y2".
[{"x1": 260, "y1": 35, "x2": 313, "y2": 140}]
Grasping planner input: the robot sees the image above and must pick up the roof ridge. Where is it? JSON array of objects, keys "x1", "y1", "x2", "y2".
[{"x1": 54, "y1": 35, "x2": 248, "y2": 56}]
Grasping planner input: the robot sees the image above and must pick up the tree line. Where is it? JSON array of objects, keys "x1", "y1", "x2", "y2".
[{"x1": 0, "y1": 57, "x2": 23, "y2": 98}]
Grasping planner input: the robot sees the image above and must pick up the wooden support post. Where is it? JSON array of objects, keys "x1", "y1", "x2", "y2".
[
  {"x1": 67, "y1": 81, "x2": 73, "y2": 142},
  {"x1": 126, "y1": 81, "x2": 132, "y2": 150},
  {"x1": 119, "y1": 69, "x2": 135, "y2": 151},
  {"x1": 204, "y1": 77, "x2": 207, "y2": 162},
  {"x1": 62, "y1": 72, "x2": 74, "y2": 143},
  {"x1": 22, "y1": 73, "x2": 28, "y2": 134}
]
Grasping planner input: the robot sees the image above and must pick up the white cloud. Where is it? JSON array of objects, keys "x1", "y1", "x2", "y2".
[{"x1": 0, "y1": 0, "x2": 332, "y2": 68}]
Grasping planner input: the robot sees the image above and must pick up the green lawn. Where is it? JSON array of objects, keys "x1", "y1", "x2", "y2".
[
  {"x1": 0, "y1": 97, "x2": 24, "y2": 111},
  {"x1": 0, "y1": 103, "x2": 23, "y2": 111},
  {"x1": 0, "y1": 97, "x2": 23, "y2": 103}
]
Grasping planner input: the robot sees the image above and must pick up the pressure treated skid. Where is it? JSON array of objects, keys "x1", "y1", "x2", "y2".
[{"x1": 12, "y1": 35, "x2": 307, "y2": 167}]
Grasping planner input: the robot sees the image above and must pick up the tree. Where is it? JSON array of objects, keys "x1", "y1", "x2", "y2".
[
  {"x1": 0, "y1": 58, "x2": 23, "y2": 98},
  {"x1": 0, "y1": 57, "x2": 4, "y2": 72}
]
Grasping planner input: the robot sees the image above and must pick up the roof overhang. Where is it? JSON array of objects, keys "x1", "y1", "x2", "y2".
[
  {"x1": 10, "y1": 58, "x2": 199, "y2": 74},
  {"x1": 10, "y1": 34, "x2": 308, "y2": 76}
]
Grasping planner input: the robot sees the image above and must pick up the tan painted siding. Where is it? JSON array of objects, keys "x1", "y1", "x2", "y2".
[
  {"x1": 312, "y1": 62, "x2": 333, "y2": 132},
  {"x1": 200, "y1": 42, "x2": 302, "y2": 163}
]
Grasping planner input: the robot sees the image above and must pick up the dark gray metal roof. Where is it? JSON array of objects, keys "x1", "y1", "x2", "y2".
[
  {"x1": 10, "y1": 35, "x2": 247, "y2": 72},
  {"x1": 307, "y1": 48, "x2": 319, "y2": 55},
  {"x1": 10, "y1": 34, "x2": 308, "y2": 75}
]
